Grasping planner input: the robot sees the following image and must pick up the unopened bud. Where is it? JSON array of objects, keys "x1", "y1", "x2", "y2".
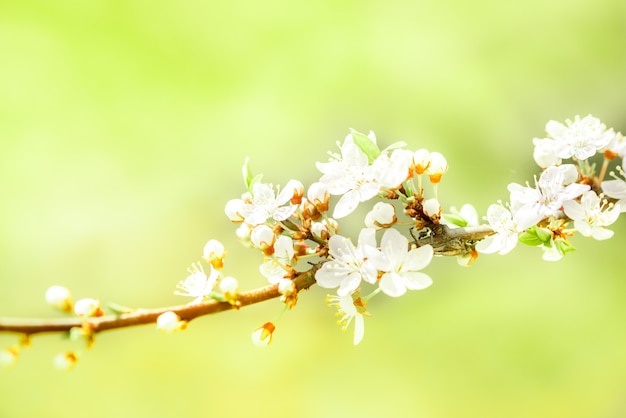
[
  {"x1": 283, "y1": 179, "x2": 305, "y2": 205},
  {"x1": 426, "y1": 152, "x2": 448, "y2": 184},
  {"x1": 251, "y1": 322, "x2": 275, "y2": 347},
  {"x1": 251, "y1": 225, "x2": 276, "y2": 255},
  {"x1": 422, "y1": 198, "x2": 441, "y2": 220},
  {"x1": 224, "y1": 199, "x2": 246, "y2": 222},
  {"x1": 203, "y1": 239, "x2": 226, "y2": 269},
  {"x1": 53, "y1": 351, "x2": 78, "y2": 371},
  {"x1": 365, "y1": 202, "x2": 397, "y2": 229},
  {"x1": 0, "y1": 347, "x2": 19, "y2": 369},
  {"x1": 156, "y1": 311, "x2": 187, "y2": 333},
  {"x1": 413, "y1": 149, "x2": 431, "y2": 174},
  {"x1": 307, "y1": 182, "x2": 330, "y2": 214},
  {"x1": 45, "y1": 285, "x2": 73, "y2": 313},
  {"x1": 278, "y1": 278, "x2": 296, "y2": 296},
  {"x1": 73, "y1": 298, "x2": 103, "y2": 317}
]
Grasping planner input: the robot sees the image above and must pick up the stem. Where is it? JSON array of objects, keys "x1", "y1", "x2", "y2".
[
  {"x1": 0, "y1": 225, "x2": 494, "y2": 337},
  {"x1": 0, "y1": 265, "x2": 320, "y2": 336}
]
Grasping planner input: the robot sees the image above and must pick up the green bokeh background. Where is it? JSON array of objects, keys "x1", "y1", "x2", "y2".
[{"x1": 1, "y1": 1, "x2": 626, "y2": 417}]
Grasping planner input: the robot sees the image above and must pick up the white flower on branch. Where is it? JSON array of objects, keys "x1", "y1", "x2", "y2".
[
  {"x1": 563, "y1": 190, "x2": 620, "y2": 240},
  {"x1": 367, "y1": 228, "x2": 433, "y2": 297},
  {"x1": 315, "y1": 228, "x2": 378, "y2": 296},
  {"x1": 327, "y1": 293, "x2": 366, "y2": 345},
  {"x1": 225, "y1": 182, "x2": 298, "y2": 226},
  {"x1": 174, "y1": 263, "x2": 219, "y2": 303},
  {"x1": 316, "y1": 132, "x2": 381, "y2": 219},
  {"x1": 543, "y1": 115, "x2": 615, "y2": 162},
  {"x1": 476, "y1": 203, "x2": 520, "y2": 255},
  {"x1": 508, "y1": 164, "x2": 589, "y2": 230}
]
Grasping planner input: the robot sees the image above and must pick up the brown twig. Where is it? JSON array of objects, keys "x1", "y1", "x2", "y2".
[
  {"x1": 0, "y1": 264, "x2": 320, "y2": 336},
  {"x1": 0, "y1": 225, "x2": 494, "y2": 337}
]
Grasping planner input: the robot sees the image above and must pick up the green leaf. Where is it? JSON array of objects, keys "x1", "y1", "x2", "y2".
[
  {"x1": 518, "y1": 231, "x2": 543, "y2": 246},
  {"x1": 534, "y1": 227, "x2": 552, "y2": 243},
  {"x1": 107, "y1": 302, "x2": 135, "y2": 315},
  {"x1": 242, "y1": 157, "x2": 252, "y2": 189},
  {"x1": 554, "y1": 238, "x2": 576, "y2": 255},
  {"x1": 350, "y1": 129, "x2": 381, "y2": 164},
  {"x1": 441, "y1": 213, "x2": 468, "y2": 228}
]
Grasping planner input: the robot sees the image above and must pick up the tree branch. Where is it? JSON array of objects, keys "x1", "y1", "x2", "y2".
[
  {"x1": 0, "y1": 225, "x2": 494, "y2": 337},
  {"x1": 0, "y1": 264, "x2": 320, "y2": 336}
]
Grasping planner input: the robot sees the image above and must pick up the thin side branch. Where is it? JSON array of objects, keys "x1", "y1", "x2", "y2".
[{"x1": 0, "y1": 265, "x2": 320, "y2": 336}]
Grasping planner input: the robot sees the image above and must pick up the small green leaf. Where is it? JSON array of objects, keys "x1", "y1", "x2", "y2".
[
  {"x1": 107, "y1": 302, "x2": 135, "y2": 315},
  {"x1": 441, "y1": 213, "x2": 468, "y2": 228},
  {"x1": 534, "y1": 227, "x2": 552, "y2": 243},
  {"x1": 350, "y1": 129, "x2": 381, "y2": 164},
  {"x1": 518, "y1": 231, "x2": 543, "y2": 246},
  {"x1": 242, "y1": 157, "x2": 252, "y2": 189},
  {"x1": 249, "y1": 174, "x2": 264, "y2": 193},
  {"x1": 554, "y1": 238, "x2": 576, "y2": 255}
]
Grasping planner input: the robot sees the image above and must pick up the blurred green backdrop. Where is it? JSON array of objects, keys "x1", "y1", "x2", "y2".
[{"x1": 1, "y1": 1, "x2": 626, "y2": 417}]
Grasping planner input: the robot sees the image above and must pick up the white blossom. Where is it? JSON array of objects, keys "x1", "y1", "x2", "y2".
[
  {"x1": 563, "y1": 190, "x2": 620, "y2": 240},
  {"x1": 327, "y1": 294, "x2": 366, "y2": 345},
  {"x1": 316, "y1": 133, "x2": 381, "y2": 218},
  {"x1": 315, "y1": 228, "x2": 378, "y2": 296},
  {"x1": 227, "y1": 182, "x2": 298, "y2": 226},
  {"x1": 366, "y1": 228, "x2": 434, "y2": 297},
  {"x1": 475, "y1": 203, "x2": 520, "y2": 254},
  {"x1": 508, "y1": 164, "x2": 589, "y2": 229},
  {"x1": 174, "y1": 263, "x2": 219, "y2": 303},
  {"x1": 535, "y1": 115, "x2": 615, "y2": 166}
]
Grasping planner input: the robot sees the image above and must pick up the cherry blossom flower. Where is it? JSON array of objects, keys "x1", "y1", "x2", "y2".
[
  {"x1": 534, "y1": 115, "x2": 615, "y2": 165},
  {"x1": 364, "y1": 202, "x2": 396, "y2": 229},
  {"x1": 366, "y1": 228, "x2": 434, "y2": 297},
  {"x1": 327, "y1": 293, "x2": 366, "y2": 345},
  {"x1": 508, "y1": 164, "x2": 589, "y2": 230},
  {"x1": 315, "y1": 228, "x2": 378, "y2": 296},
  {"x1": 174, "y1": 263, "x2": 219, "y2": 303},
  {"x1": 563, "y1": 190, "x2": 620, "y2": 240},
  {"x1": 316, "y1": 133, "x2": 381, "y2": 218},
  {"x1": 475, "y1": 203, "x2": 520, "y2": 254},
  {"x1": 259, "y1": 235, "x2": 295, "y2": 284},
  {"x1": 225, "y1": 182, "x2": 298, "y2": 226}
]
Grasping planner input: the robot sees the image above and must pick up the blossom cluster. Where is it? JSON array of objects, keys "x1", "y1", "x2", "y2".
[
  {"x1": 223, "y1": 130, "x2": 455, "y2": 345},
  {"x1": 478, "y1": 115, "x2": 623, "y2": 260}
]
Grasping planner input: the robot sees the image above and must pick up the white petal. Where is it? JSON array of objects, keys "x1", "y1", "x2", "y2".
[
  {"x1": 333, "y1": 190, "x2": 361, "y2": 218},
  {"x1": 402, "y1": 272, "x2": 433, "y2": 290},
  {"x1": 379, "y1": 272, "x2": 406, "y2": 297},
  {"x1": 404, "y1": 245, "x2": 434, "y2": 271},
  {"x1": 353, "y1": 314, "x2": 365, "y2": 345}
]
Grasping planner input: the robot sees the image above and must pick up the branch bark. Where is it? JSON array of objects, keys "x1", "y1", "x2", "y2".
[
  {"x1": 0, "y1": 225, "x2": 493, "y2": 337},
  {"x1": 0, "y1": 265, "x2": 320, "y2": 336}
]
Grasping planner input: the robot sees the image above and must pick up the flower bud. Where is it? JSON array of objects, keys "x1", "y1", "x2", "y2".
[
  {"x1": 283, "y1": 179, "x2": 304, "y2": 205},
  {"x1": 413, "y1": 149, "x2": 431, "y2": 174},
  {"x1": 365, "y1": 202, "x2": 397, "y2": 229},
  {"x1": 203, "y1": 239, "x2": 226, "y2": 269},
  {"x1": 422, "y1": 198, "x2": 441, "y2": 220},
  {"x1": 45, "y1": 285, "x2": 73, "y2": 313},
  {"x1": 277, "y1": 278, "x2": 296, "y2": 297},
  {"x1": 426, "y1": 152, "x2": 448, "y2": 184},
  {"x1": 224, "y1": 199, "x2": 246, "y2": 222},
  {"x1": 251, "y1": 322, "x2": 275, "y2": 347},
  {"x1": 311, "y1": 221, "x2": 330, "y2": 241},
  {"x1": 219, "y1": 276, "x2": 240, "y2": 306},
  {"x1": 156, "y1": 311, "x2": 187, "y2": 333},
  {"x1": 0, "y1": 347, "x2": 19, "y2": 369},
  {"x1": 251, "y1": 225, "x2": 276, "y2": 255},
  {"x1": 307, "y1": 182, "x2": 330, "y2": 214},
  {"x1": 73, "y1": 298, "x2": 103, "y2": 317},
  {"x1": 53, "y1": 351, "x2": 78, "y2": 371}
]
